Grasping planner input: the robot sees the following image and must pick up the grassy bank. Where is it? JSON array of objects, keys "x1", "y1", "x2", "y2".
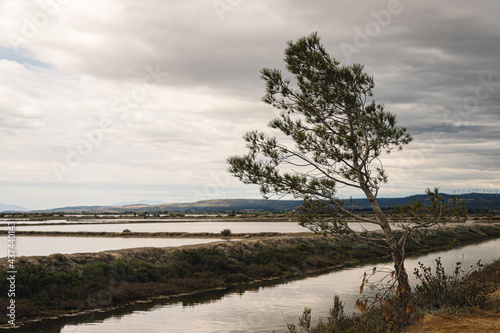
[{"x1": 1, "y1": 224, "x2": 500, "y2": 327}]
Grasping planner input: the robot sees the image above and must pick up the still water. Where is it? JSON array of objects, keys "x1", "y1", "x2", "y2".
[
  {"x1": 15, "y1": 238, "x2": 500, "y2": 333},
  {"x1": 0, "y1": 219, "x2": 173, "y2": 224},
  {"x1": 0, "y1": 237, "x2": 229, "y2": 257},
  {"x1": 0, "y1": 221, "x2": 391, "y2": 233},
  {"x1": 0, "y1": 221, "x2": 308, "y2": 233}
]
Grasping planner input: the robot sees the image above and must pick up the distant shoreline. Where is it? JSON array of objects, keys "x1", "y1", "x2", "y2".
[
  {"x1": 0, "y1": 230, "x2": 310, "y2": 238},
  {"x1": 0, "y1": 221, "x2": 495, "y2": 239}
]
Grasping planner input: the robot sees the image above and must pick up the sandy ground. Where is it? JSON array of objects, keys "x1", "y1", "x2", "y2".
[
  {"x1": 406, "y1": 313, "x2": 500, "y2": 333},
  {"x1": 405, "y1": 313, "x2": 500, "y2": 332},
  {"x1": 405, "y1": 290, "x2": 500, "y2": 333}
]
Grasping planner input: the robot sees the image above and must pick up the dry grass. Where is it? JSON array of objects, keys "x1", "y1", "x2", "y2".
[
  {"x1": 406, "y1": 274, "x2": 500, "y2": 333},
  {"x1": 405, "y1": 311, "x2": 500, "y2": 332}
]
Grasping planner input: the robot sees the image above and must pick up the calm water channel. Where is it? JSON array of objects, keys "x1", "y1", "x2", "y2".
[
  {"x1": 13, "y1": 238, "x2": 500, "y2": 333},
  {"x1": 0, "y1": 237, "x2": 230, "y2": 257},
  {"x1": 0, "y1": 221, "x2": 308, "y2": 233},
  {"x1": 0, "y1": 221, "x2": 395, "y2": 233}
]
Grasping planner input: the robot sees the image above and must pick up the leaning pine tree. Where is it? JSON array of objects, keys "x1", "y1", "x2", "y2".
[{"x1": 227, "y1": 32, "x2": 465, "y2": 317}]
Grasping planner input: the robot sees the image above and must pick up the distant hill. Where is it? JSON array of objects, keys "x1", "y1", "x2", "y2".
[
  {"x1": 349, "y1": 193, "x2": 500, "y2": 212},
  {"x1": 157, "y1": 199, "x2": 302, "y2": 213},
  {"x1": 0, "y1": 203, "x2": 29, "y2": 212},
  {"x1": 29, "y1": 193, "x2": 500, "y2": 214},
  {"x1": 113, "y1": 201, "x2": 166, "y2": 207},
  {"x1": 42, "y1": 199, "x2": 302, "y2": 214}
]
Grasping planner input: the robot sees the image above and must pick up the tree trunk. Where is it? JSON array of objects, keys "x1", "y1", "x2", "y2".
[
  {"x1": 392, "y1": 245, "x2": 412, "y2": 322},
  {"x1": 392, "y1": 246, "x2": 411, "y2": 296},
  {"x1": 366, "y1": 193, "x2": 412, "y2": 294},
  {"x1": 364, "y1": 191, "x2": 398, "y2": 248},
  {"x1": 362, "y1": 187, "x2": 413, "y2": 318}
]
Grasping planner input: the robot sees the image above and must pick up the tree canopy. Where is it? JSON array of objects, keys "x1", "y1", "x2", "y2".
[
  {"x1": 228, "y1": 32, "x2": 412, "y2": 224},
  {"x1": 227, "y1": 32, "x2": 465, "y2": 318}
]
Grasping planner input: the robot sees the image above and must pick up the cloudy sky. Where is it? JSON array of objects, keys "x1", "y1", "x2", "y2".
[{"x1": 1, "y1": 0, "x2": 499, "y2": 210}]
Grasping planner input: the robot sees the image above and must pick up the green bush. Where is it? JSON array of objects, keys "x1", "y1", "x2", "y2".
[
  {"x1": 413, "y1": 257, "x2": 487, "y2": 309},
  {"x1": 285, "y1": 295, "x2": 396, "y2": 333},
  {"x1": 221, "y1": 228, "x2": 232, "y2": 236}
]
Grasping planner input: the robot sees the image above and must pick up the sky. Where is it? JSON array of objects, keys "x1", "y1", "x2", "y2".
[{"x1": 1, "y1": 0, "x2": 499, "y2": 210}]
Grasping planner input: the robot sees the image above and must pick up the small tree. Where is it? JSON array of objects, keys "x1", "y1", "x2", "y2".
[
  {"x1": 221, "y1": 228, "x2": 232, "y2": 237},
  {"x1": 227, "y1": 32, "x2": 464, "y2": 315}
]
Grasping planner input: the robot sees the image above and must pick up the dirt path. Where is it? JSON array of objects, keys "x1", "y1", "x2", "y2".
[
  {"x1": 405, "y1": 313, "x2": 500, "y2": 333},
  {"x1": 405, "y1": 290, "x2": 500, "y2": 332}
]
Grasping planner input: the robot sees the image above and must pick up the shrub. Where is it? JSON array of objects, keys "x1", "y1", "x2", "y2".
[
  {"x1": 285, "y1": 295, "x2": 394, "y2": 333},
  {"x1": 221, "y1": 228, "x2": 232, "y2": 237},
  {"x1": 413, "y1": 257, "x2": 487, "y2": 309}
]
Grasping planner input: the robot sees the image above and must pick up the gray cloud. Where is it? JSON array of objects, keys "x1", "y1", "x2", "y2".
[{"x1": 0, "y1": 0, "x2": 499, "y2": 208}]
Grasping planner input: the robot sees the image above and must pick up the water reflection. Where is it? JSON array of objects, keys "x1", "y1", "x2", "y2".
[
  {"x1": 0, "y1": 221, "x2": 395, "y2": 233},
  {"x1": 0, "y1": 221, "x2": 309, "y2": 234},
  {"x1": 13, "y1": 238, "x2": 500, "y2": 333}
]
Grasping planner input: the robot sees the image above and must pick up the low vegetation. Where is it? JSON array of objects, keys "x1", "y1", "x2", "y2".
[
  {"x1": 1, "y1": 225, "x2": 499, "y2": 326},
  {"x1": 284, "y1": 257, "x2": 500, "y2": 333},
  {"x1": 220, "y1": 228, "x2": 232, "y2": 237},
  {"x1": 0, "y1": 242, "x2": 350, "y2": 324}
]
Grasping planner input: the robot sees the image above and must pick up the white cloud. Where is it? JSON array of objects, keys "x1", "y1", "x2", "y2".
[{"x1": 1, "y1": 0, "x2": 500, "y2": 209}]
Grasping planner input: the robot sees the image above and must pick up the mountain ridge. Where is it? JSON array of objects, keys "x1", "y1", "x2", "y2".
[
  {"x1": 15, "y1": 193, "x2": 500, "y2": 214},
  {"x1": 0, "y1": 203, "x2": 29, "y2": 212}
]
